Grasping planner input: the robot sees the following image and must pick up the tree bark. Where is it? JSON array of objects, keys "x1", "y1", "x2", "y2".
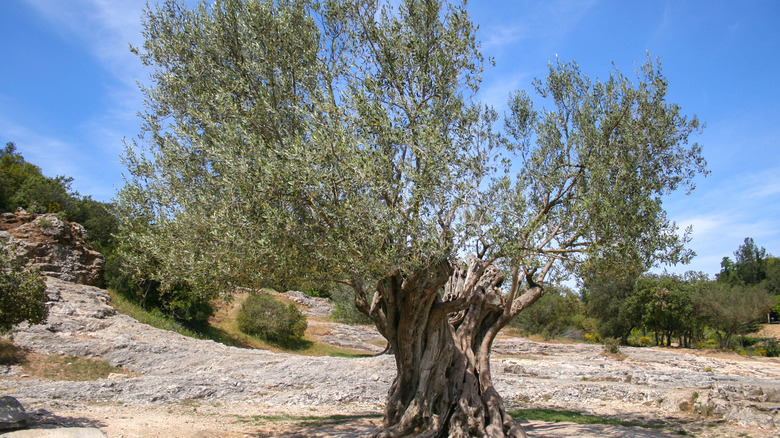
[{"x1": 355, "y1": 257, "x2": 541, "y2": 437}]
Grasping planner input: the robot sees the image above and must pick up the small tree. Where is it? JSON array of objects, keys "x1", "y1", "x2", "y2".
[
  {"x1": 0, "y1": 247, "x2": 48, "y2": 334},
  {"x1": 694, "y1": 282, "x2": 772, "y2": 349},
  {"x1": 583, "y1": 262, "x2": 643, "y2": 343},
  {"x1": 629, "y1": 274, "x2": 699, "y2": 347},
  {"x1": 119, "y1": 1, "x2": 706, "y2": 435},
  {"x1": 509, "y1": 285, "x2": 585, "y2": 339}
]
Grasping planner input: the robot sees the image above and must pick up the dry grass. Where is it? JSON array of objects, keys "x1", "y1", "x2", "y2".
[
  {"x1": 1, "y1": 338, "x2": 133, "y2": 381},
  {"x1": 0, "y1": 339, "x2": 26, "y2": 365},
  {"x1": 21, "y1": 352, "x2": 132, "y2": 381},
  {"x1": 754, "y1": 324, "x2": 780, "y2": 340}
]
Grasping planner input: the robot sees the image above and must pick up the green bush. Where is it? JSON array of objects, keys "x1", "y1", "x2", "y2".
[
  {"x1": 160, "y1": 282, "x2": 215, "y2": 326},
  {"x1": 602, "y1": 337, "x2": 622, "y2": 355},
  {"x1": 0, "y1": 247, "x2": 48, "y2": 334},
  {"x1": 764, "y1": 339, "x2": 780, "y2": 357},
  {"x1": 237, "y1": 293, "x2": 307, "y2": 347}
]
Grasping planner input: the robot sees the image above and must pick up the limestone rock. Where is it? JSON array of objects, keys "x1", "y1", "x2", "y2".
[
  {"x1": 0, "y1": 427, "x2": 107, "y2": 437},
  {"x1": 0, "y1": 210, "x2": 104, "y2": 286},
  {"x1": 0, "y1": 396, "x2": 28, "y2": 431},
  {"x1": 283, "y1": 290, "x2": 333, "y2": 317}
]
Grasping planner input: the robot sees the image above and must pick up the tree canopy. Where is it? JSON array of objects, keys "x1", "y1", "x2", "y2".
[
  {"x1": 118, "y1": 0, "x2": 707, "y2": 435},
  {"x1": 119, "y1": 0, "x2": 705, "y2": 298}
]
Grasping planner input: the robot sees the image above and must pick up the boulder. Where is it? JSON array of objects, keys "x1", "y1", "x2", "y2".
[
  {"x1": 0, "y1": 396, "x2": 28, "y2": 431},
  {"x1": 0, "y1": 210, "x2": 104, "y2": 286}
]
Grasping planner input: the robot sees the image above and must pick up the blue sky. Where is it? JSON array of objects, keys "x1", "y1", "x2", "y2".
[{"x1": 1, "y1": 0, "x2": 778, "y2": 277}]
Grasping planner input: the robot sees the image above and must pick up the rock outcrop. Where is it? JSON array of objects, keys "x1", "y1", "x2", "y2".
[
  {"x1": 0, "y1": 210, "x2": 104, "y2": 286},
  {"x1": 0, "y1": 396, "x2": 28, "y2": 431}
]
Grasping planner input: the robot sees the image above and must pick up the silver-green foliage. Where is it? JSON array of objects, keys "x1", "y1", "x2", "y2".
[{"x1": 117, "y1": 0, "x2": 705, "y2": 311}]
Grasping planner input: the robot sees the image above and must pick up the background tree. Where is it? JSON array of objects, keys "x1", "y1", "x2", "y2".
[
  {"x1": 0, "y1": 246, "x2": 48, "y2": 334},
  {"x1": 0, "y1": 142, "x2": 43, "y2": 211},
  {"x1": 582, "y1": 262, "x2": 643, "y2": 343},
  {"x1": 508, "y1": 285, "x2": 586, "y2": 340},
  {"x1": 118, "y1": 0, "x2": 706, "y2": 436},
  {"x1": 11, "y1": 174, "x2": 76, "y2": 214},
  {"x1": 693, "y1": 282, "x2": 772, "y2": 349},
  {"x1": 627, "y1": 274, "x2": 700, "y2": 348},
  {"x1": 717, "y1": 237, "x2": 768, "y2": 286},
  {"x1": 0, "y1": 141, "x2": 118, "y2": 260},
  {"x1": 715, "y1": 238, "x2": 778, "y2": 323}
]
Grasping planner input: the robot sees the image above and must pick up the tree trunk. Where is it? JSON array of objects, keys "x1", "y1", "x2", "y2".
[{"x1": 354, "y1": 257, "x2": 539, "y2": 437}]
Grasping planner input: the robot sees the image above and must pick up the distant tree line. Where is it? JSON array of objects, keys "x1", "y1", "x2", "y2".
[
  {"x1": 0, "y1": 142, "x2": 117, "y2": 254},
  {"x1": 512, "y1": 237, "x2": 778, "y2": 354}
]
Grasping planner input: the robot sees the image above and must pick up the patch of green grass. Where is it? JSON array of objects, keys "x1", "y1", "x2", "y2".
[
  {"x1": 107, "y1": 288, "x2": 252, "y2": 348},
  {"x1": 509, "y1": 409, "x2": 665, "y2": 430},
  {"x1": 328, "y1": 352, "x2": 374, "y2": 358},
  {"x1": 106, "y1": 289, "x2": 201, "y2": 338}
]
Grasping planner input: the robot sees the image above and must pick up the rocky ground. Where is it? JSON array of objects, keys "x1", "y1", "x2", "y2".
[{"x1": 1, "y1": 277, "x2": 779, "y2": 437}]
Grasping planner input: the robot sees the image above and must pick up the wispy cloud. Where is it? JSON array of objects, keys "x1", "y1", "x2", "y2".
[
  {"x1": 475, "y1": 0, "x2": 596, "y2": 112},
  {"x1": 665, "y1": 164, "x2": 780, "y2": 276},
  {"x1": 16, "y1": 0, "x2": 153, "y2": 201},
  {"x1": 24, "y1": 0, "x2": 147, "y2": 79},
  {"x1": 479, "y1": 0, "x2": 596, "y2": 53}
]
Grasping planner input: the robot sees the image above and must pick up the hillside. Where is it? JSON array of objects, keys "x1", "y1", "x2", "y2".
[{"x1": 1, "y1": 277, "x2": 779, "y2": 437}]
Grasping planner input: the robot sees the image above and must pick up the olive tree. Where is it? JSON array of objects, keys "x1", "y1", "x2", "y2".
[{"x1": 118, "y1": 0, "x2": 706, "y2": 436}]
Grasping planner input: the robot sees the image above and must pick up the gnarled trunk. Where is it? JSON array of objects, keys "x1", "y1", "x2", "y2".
[{"x1": 355, "y1": 257, "x2": 543, "y2": 437}]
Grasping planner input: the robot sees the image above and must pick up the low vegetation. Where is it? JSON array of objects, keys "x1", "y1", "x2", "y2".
[
  {"x1": 237, "y1": 293, "x2": 307, "y2": 348},
  {"x1": 0, "y1": 246, "x2": 48, "y2": 334},
  {"x1": 0, "y1": 338, "x2": 128, "y2": 381}
]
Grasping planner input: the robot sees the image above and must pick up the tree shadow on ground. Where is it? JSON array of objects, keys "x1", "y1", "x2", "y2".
[
  {"x1": 25, "y1": 408, "x2": 107, "y2": 430},
  {"x1": 0, "y1": 339, "x2": 28, "y2": 365},
  {"x1": 520, "y1": 421, "x2": 681, "y2": 437},
  {"x1": 244, "y1": 414, "x2": 380, "y2": 438},
  {"x1": 241, "y1": 414, "x2": 687, "y2": 438}
]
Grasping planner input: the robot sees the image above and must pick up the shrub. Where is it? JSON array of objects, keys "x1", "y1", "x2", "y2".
[
  {"x1": 764, "y1": 339, "x2": 780, "y2": 357},
  {"x1": 602, "y1": 337, "x2": 622, "y2": 355},
  {"x1": 160, "y1": 281, "x2": 215, "y2": 326},
  {"x1": 584, "y1": 333, "x2": 600, "y2": 343},
  {"x1": 237, "y1": 293, "x2": 307, "y2": 347},
  {"x1": 0, "y1": 247, "x2": 48, "y2": 334}
]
